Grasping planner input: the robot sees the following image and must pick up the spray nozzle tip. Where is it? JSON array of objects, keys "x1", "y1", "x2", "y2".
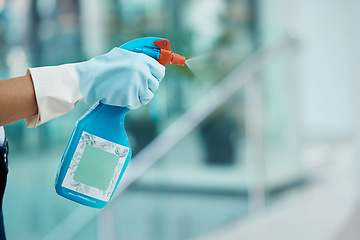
[{"x1": 171, "y1": 53, "x2": 186, "y2": 66}]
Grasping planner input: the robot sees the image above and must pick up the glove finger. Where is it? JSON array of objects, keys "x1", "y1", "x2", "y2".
[
  {"x1": 139, "y1": 89, "x2": 154, "y2": 105},
  {"x1": 148, "y1": 61, "x2": 165, "y2": 81},
  {"x1": 148, "y1": 76, "x2": 160, "y2": 94}
]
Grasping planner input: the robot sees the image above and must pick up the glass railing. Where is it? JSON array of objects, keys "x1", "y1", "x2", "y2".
[
  {"x1": 0, "y1": 1, "x2": 303, "y2": 239},
  {"x1": 38, "y1": 35, "x2": 300, "y2": 240}
]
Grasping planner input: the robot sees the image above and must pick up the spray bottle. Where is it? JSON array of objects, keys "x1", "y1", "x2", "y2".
[{"x1": 55, "y1": 37, "x2": 185, "y2": 208}]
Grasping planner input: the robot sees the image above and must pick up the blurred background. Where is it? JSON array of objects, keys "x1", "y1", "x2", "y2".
[{"x1": 1, "y1": 0, "x2": 360, "y2": 239}]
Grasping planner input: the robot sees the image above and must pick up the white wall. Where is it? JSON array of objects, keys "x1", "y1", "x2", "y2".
[
  {"x1": 260, "y1": 0, "x2": 360, "y2": 139},
  {"x1": 297, "y1": 0, "x2": 360, "y2": 139}
]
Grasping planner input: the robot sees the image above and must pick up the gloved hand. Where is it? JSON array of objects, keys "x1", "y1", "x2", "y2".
[
  {"x1": 76, "y1": 48, "x2": 165, "y2": 108},
  {"x1": 26, "y1": 48, "x2": 165, "y2": 128}
]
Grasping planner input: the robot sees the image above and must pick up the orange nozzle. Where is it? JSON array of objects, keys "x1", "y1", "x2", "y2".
[
  {"x1": 171, "y1": 53, "x2": 186, "y2": 66},
  {"x1": 153, "y1": 39, "x2": 186, "y2": 66}
]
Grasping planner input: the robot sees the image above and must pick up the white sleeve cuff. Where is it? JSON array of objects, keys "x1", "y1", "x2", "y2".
[
  {"x1": 26, "y1": 64, "x2": 83, "y2": 128},
  {"x1": 0, "y1": 126, "x2": 4, "y2": 145}
]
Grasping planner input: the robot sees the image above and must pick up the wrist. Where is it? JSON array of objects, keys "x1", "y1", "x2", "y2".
[{"x1": 26, "y1": 64, "x2": 83, "y2": 127}]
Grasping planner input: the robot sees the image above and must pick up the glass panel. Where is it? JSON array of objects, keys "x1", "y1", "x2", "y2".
[{"x1": 1, "y1": 0, "x2": 301, "y2": 239}]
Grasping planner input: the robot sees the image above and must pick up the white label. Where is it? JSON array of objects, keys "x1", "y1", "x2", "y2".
[{"x1": 62, "y1": 131, "x2": 129, "y2": 202}]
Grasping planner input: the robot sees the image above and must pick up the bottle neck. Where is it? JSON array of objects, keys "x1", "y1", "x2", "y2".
[
  {"x1": 79, "y1": 102, "x2": 129, "y2": 124},
  {"x1": 96, "y1": 102, "x2": 129, "y2": 120}
]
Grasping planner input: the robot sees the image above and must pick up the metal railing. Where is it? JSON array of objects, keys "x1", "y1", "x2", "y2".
[{"x1": 43, "y1": 35, "x2": 297, "y2": 240}]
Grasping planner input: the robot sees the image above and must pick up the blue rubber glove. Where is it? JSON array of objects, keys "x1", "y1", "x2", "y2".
[
  {"x1": 26, "y1": 48, "x2": 165, "y2": 128},
  {"x1": 76, "y1": 48, "x2": 165, "y2": 108}
]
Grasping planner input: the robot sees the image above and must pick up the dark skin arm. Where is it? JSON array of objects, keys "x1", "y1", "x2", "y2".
[{"x1": 0, "y1": 73, "x2": 38, "y2": 126}]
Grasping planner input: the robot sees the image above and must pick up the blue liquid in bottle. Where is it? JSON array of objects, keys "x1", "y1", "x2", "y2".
[{"x1": 55, "y1": 103, "x2": 131, "y2": 208}]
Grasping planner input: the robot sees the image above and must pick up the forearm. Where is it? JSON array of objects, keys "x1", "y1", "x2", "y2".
[
  {"x1": 0, "y1": 74, "x2": 38, "y2": 126},
  {"x1": 0, "y1": 45, "x2": 165, "y2": 128}
]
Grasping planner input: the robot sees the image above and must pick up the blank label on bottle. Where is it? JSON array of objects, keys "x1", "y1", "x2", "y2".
[{"x1": 62, "y1": 132, "x2": 129, "y2": 202}]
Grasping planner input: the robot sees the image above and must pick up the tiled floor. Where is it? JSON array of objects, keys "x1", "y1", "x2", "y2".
[
  {"x1": 334, "y1": 206, "x2": 360, "y2": 240},
  {"x1": 192, "y1": 141, "x2": 359, "y2": 240}
]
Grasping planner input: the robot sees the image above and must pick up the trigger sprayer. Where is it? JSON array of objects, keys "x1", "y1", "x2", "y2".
[{"x1": 55, "y1": 37, "x2": 185, "y2": 208}]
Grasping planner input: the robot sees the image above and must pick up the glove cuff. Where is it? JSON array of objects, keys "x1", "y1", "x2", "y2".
[
  {"x1": 26, "y1": 64, "x2": 83, "y2": 128},
  {"x1": 0, "y1": 127, "x2": 4, "y2": 145}
]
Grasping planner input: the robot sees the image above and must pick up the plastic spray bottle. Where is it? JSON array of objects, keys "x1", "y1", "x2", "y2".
[{"x1": 55, "y1": 37, "x2": 185, "y2": 208}]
